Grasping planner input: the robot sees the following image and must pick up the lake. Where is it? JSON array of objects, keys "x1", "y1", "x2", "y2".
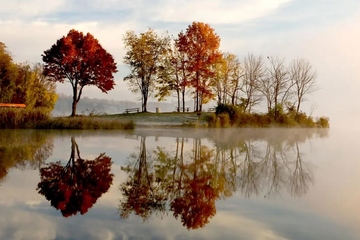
[{"x1": 0, "y1": 128, "x2": 359, "y2": 240}]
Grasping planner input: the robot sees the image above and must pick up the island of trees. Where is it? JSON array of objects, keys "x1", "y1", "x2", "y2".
[{"x1": 0, "y1": 21, "x2": 329, "y2": 129}]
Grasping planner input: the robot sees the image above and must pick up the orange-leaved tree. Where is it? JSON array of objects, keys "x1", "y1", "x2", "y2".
[
  {"x1": 176, "y1": 22, "x2": 222, "y2": 112},
  {"x1": 42, "y1": 29, "x2": 117, "y2": 116}
]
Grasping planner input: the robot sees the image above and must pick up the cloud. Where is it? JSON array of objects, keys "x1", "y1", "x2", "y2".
[
  {"x1": 0, "y1": 0, "x2": 65, "y2": 19},
  {"x1": 0, "y1": 208, "x2": 57, "y2": 240},
  {"x1": 151, "y1": 0, "x2": 292, "y2": 24}
]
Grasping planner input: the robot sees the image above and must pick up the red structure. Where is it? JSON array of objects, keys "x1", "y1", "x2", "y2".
[{"x1": 0, "y1": 103, "x2": 26, "y2": 108}]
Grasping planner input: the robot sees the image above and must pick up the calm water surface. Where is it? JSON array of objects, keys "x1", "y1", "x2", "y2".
[{"x1": 0, "y1": 128, "x2": 359, "y2": 240}]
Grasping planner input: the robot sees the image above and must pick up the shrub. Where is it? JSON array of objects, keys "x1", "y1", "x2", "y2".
[
  {"x1": 218, "y1": 113, "x2": 231, "y2": 128},
  {"x1": 215, "y1": 104, "x2": 242, "y2": 125},
  {"x1": 204, "y1": 113, "x2": 217, "y2": 127},
  {"x1": 316, "y1": 117, "x2": 330, "y2": 128}
]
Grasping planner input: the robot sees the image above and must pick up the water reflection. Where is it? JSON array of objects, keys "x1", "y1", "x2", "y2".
[
  {"x1": 37, "y1": 136, "x2": 113, "y2": 217},
  {"x1": 0, "y1": 130, "x2": 54, "y2": 184},
  {"x1": 120, "y1": 129, "x2": 324, "y2": 229}
]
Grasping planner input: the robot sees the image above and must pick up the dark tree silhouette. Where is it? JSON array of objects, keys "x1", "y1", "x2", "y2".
[{"x1": 37, "y1": 137, "x2": 113, "y2": 217}]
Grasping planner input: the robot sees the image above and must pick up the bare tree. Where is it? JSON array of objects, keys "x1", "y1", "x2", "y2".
[
  {"x1": 258, "y1": 56, "x2": 293, "y2": 118},
  {"x1": 290, "y1": 58, "x2": 318, "y2": 114},
  {"x1": 240, "y1": 54, "x2": 264, "y2": 113}
]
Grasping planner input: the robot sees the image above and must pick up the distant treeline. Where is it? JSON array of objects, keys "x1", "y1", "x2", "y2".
[{"x1": 52, "y1": 94, "x2": 198, "y2": 116}]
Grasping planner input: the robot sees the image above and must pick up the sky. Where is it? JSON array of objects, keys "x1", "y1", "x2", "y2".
[{"x1": 1, "y1": 0, "x2": 360, "y2": 128}]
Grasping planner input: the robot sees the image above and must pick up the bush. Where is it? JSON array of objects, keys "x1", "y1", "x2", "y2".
[
  {"x1": 203, "y1": 113, "x2": 217, "y2": 127},
  {"x1": 215, "y1": 104, "x2": 242, "y2": 125},
  {"x1": 316, "y1": 117, "x2": 330, "y2": 128},
  {"x1": 218, "y1": 113, "x2": 231, "y2": 128}
]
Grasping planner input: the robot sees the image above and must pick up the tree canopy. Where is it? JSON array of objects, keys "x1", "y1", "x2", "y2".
[
  {"x1": 177, "y1": 22, "x2": 222, "y2": 112},
  {"x1": 123, "y1": 28, "x2": 170, "y2": 112},
  {"x1": 37, "y1": 137, "x2": 113, "y2": 217},
  {"x1": 0, "y1": 42, "x2": 57, "y2": 111},
  {"x1": 42, "y1": 29, "x2": 117, "y2": 116}
]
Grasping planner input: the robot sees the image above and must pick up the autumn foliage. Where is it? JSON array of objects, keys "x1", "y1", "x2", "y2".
[
  {"x1": 37, "y1": 137, "x2": 113, "y2": 217},
  {"x1": 42, "y1": 29, "x2": 117, "y2": 116},
  {"x1": 176, "y1": 22, "x2": 222, "y2": 111},
  {"x1": 119, "y1": 138, "x2": 223, "y2": 229}
]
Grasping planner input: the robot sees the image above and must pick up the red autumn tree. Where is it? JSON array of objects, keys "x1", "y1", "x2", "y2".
[
  {"x1": 176, "y1": 22, "x2": 222, "y2": 112},
  {"x1": 37, "y1": 137, "x2": 113, "y2": 217},
  {"x1": 42, "y1": 29, "x2": 117, "y2": 116}
]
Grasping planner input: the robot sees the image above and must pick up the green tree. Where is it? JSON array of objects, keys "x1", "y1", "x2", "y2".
[
  {"x1": 42, "y1": 29, "x2": 117, "y2": 116},
  {"x1": 123, "y1": 28, "x2": 170, "y2": 112}
]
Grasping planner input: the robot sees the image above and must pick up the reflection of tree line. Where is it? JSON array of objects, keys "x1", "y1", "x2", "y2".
[
  {"x1": 0, "y1": 130, "x2": 320, "y2": 226},
  {"x1": 119, "y1": 134, "x2": 315, "y2": 229},
  {"x1": 0, "y1": 130, "x2": 54, "y2": 184},
  {"x1": 0, "y1": 132, "x2": 114, "y2": 217}
]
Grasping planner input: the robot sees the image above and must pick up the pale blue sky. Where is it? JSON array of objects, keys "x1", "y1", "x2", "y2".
[{"x1": 1, "y1": 0, "x2": 360, "y2": 127}]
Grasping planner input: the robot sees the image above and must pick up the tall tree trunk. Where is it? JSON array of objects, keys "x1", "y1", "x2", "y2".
[
  {"x1": 195, "y1": 72, "x2": 199, "y2": 112},
  {"x1": 71, "y1": 101, "x2": 77, "y2": 117},
  {"x1": 176, "y1": 89, "x2": 180, "y2": 112},
  {"x1": 182, "y1": 89, "x2": 186, "y2": 112},
  {"x1": 143, "y1": 95, "x2": 148, "y2": 112},
  {"x1": 71, "y1": 87, "x2": 77, "y2": 117}
]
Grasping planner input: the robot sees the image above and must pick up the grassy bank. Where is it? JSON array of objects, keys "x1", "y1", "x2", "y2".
[
  {"x1": 0, "y1": 108, "x2": 50, "y2": 128},
  {"x1": 101, "y1": 110, "x2": 329, "y2": 128},
  {"x1": 0, "y1": 108, "x2": 329, "y2": 129},
  {"x1": 0, "y1": 108, "x2": 134, "y2": 130},
  {"x1": 38, "y1": 116, "x2": 135, "y2": 130},
  {"x1": 102, "y1": 111, "x2": 205, "y2": 127}
]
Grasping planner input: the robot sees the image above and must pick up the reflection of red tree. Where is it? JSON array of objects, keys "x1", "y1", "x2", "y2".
[
  {"x1": 37, "y1": 137, "x2": 113, "y2": 217},
  {"x1": 0, "y1": 166, "x2": 7, "y2": 184},
  {"x1": 170, "y1": 174, "x2": 218, "y2": 229}
]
